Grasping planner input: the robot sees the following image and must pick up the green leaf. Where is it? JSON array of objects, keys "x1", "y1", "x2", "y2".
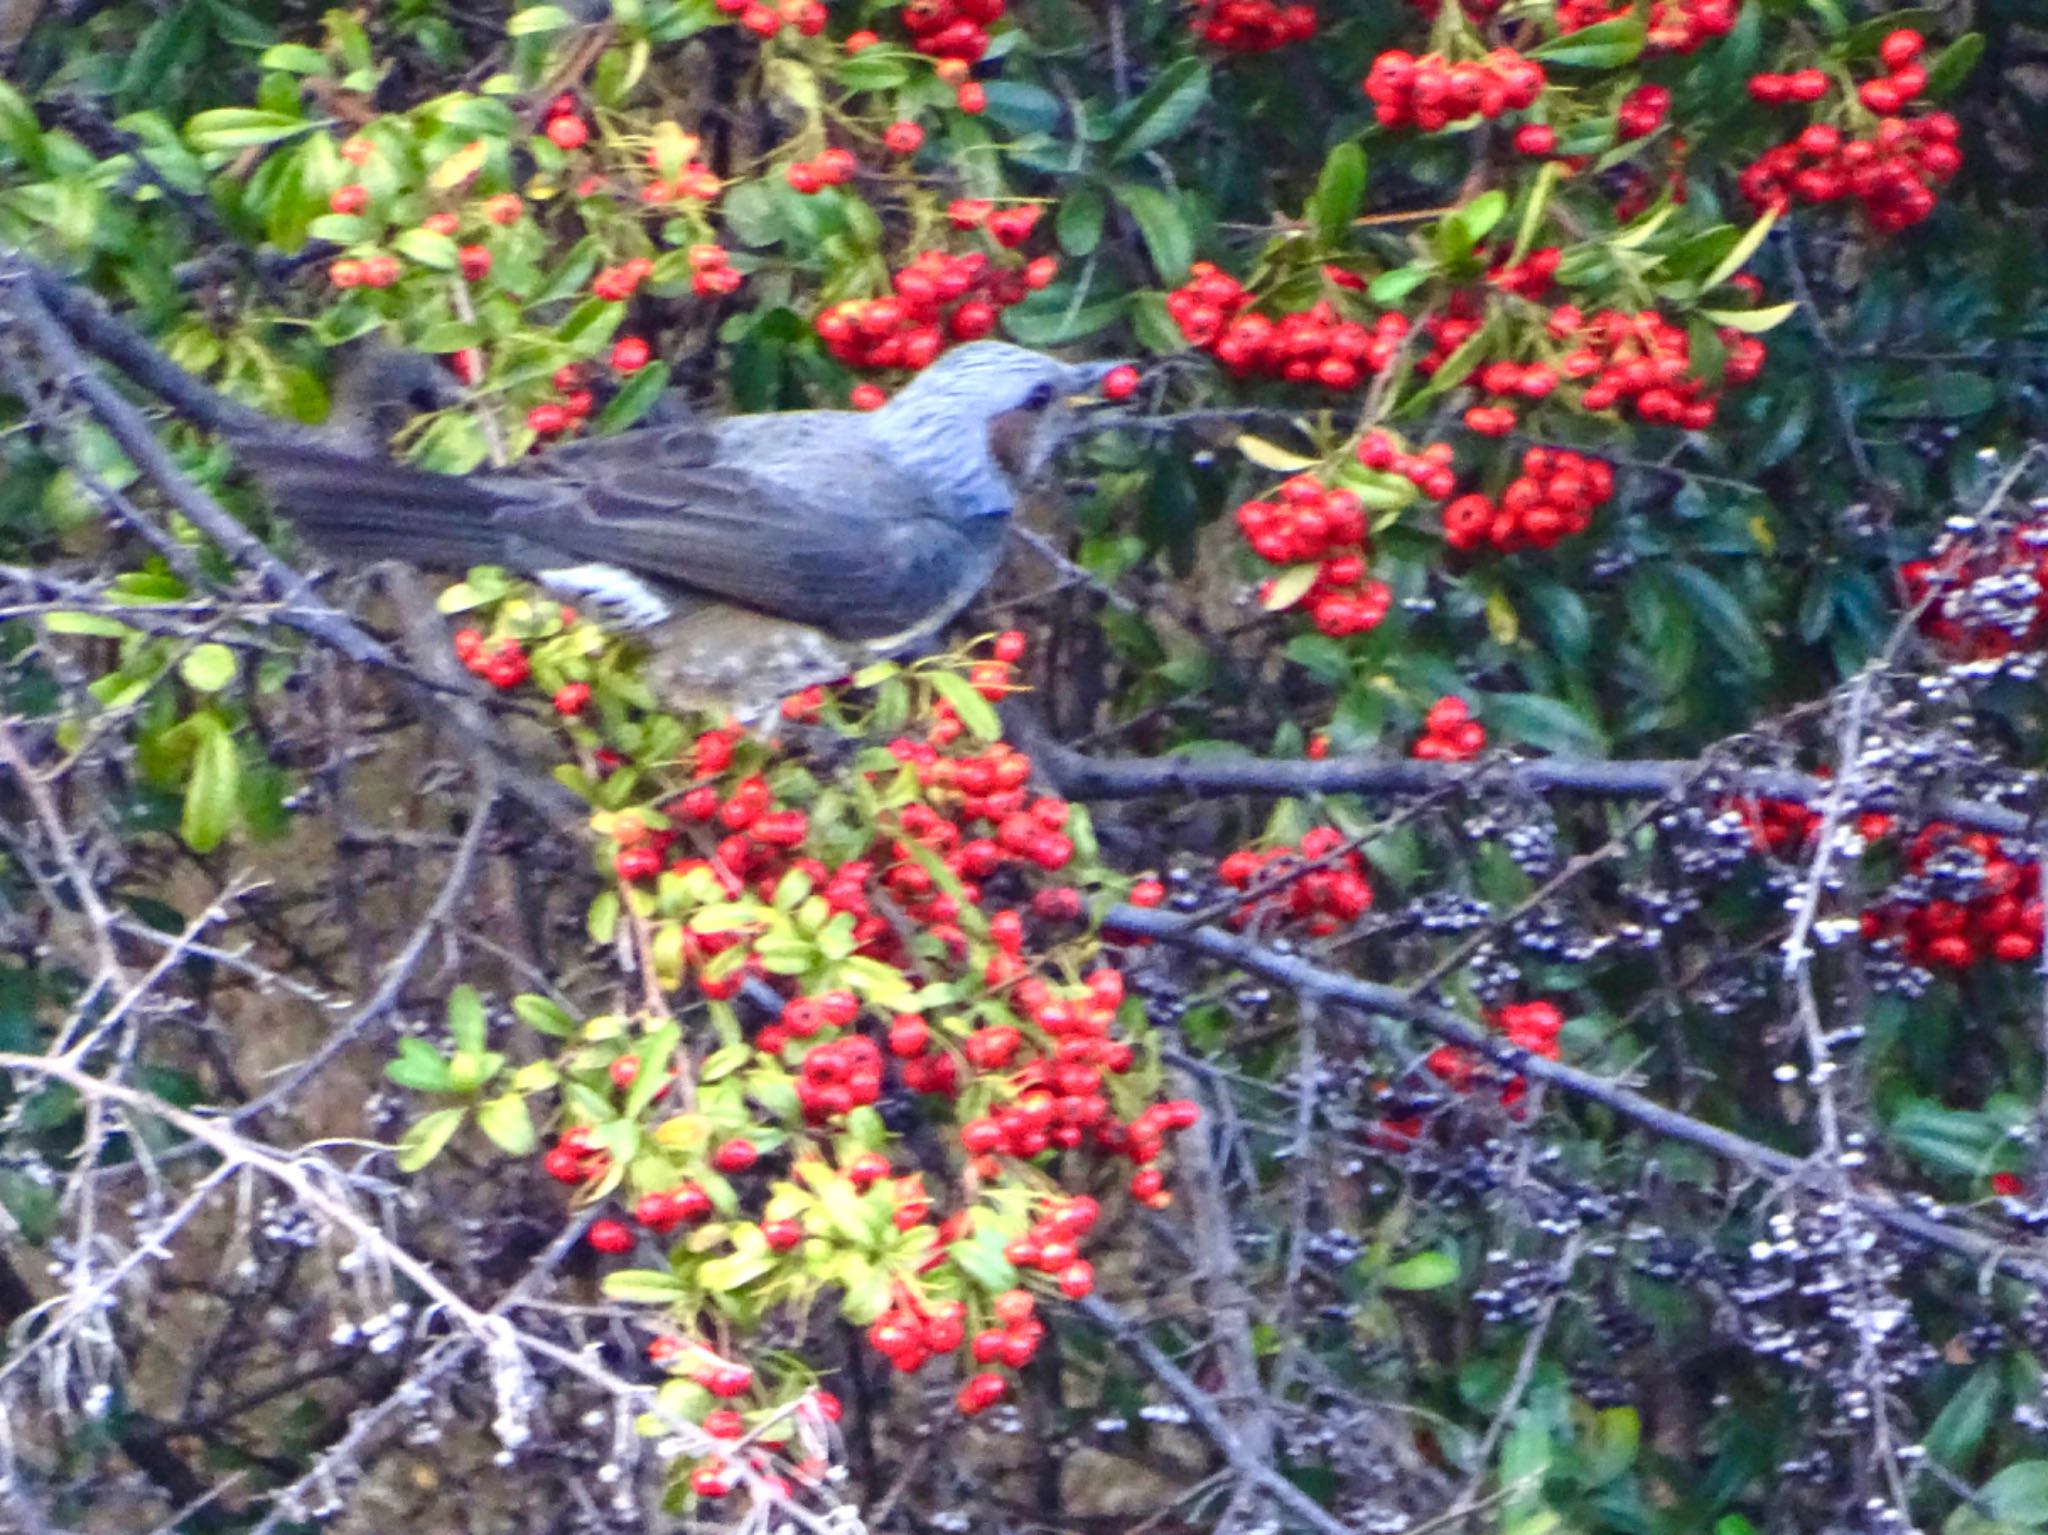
[
  {"x1": 1108, "y1": 57, "x2": 1211, "y2": 161},
  {"x1": 1890, "y1": 1100, "x2": 2004, "y2": 1176},
  {"x1": 1369, "y1": 264, "x2": 1432, "y2": 305},
  {"x1": 1925, "y1": 1365, "x2": 2001, "y2": 1470},
  {"x1": 260, "y1": 43, "x2": 333, "y2": 75},
  {"x1": 0, "y1": 81, "x2": 43, "y2": 164},
  {"x1": 177, "y1": 644, "x2": 238, "y2": 694},
  {"x1": 598, "y1": 361, "x2": 672, "y2": 432},
  {"x1": 1484, "y1": 694, "x2": 1608, "y2": 756},
  {"x1": 181, "y1": 715, "x2": 239, "y2": 853},
  {"x1": 512, "y1": 994, "x2": 577, "y2": 1037},
  {"x1": 447, "y1": 984, "x2": 488, "y2": 1054},
  {"x1": 386, "y1": 1037, "x2": 455, "y2": 1093},
  {"x1": 476, "y1": 1093, "x2": 535, "y2": 1156},
  {"x1": 1000, "y1": 289, "x2": 1131, "y2": 347},
  {"x1": 1508, "y1": 159, "x2": 1558, "y2": 266},
  {"x1": 509, "y1": 4, "x2": 577, "y2": 34},
  {"x1": 1057, "y1": 183, "x2": 1105, "y2": 257},
  {"x1": 1867, "y1": 370, "x2": 1996, "y2": 421},
  {"x1": 1401, "y1": 317, "x2": 1495, "y2": 410},
  {"x1": 185, "y1": 108, "x2": 308, "y2": 152},
  {"x1": 393, "y1": 228, "x2": 458, "y2": 270},
  {"x1": 1699, "y1": 301, "x2": 1797, "y2": 334},
  {"x1": 1310, "y1": 142, "x2": 1367, "y2": 245},
  {"x1": 1924, "y1": 32, "x2": 1984, "y2": 98},
  {"x1": 837, "y1": 50, "x2": 915, "y2": 91},
  {"x1": 588, "y1": 888, "x2": 620, "y2": 944},
  {"x1": 396, "y1": 1107, "x2": 467, "y2": 1171},
  {"x1": 1528, "y1": 16, "x2": 1644, "y2": 66},
  {"x1": 1383, "y1": 1250, "x2": 1459, "y2": 1290},
  {"x1": 43, "y1": 612, "x2": 137, "y2": 640},
  {"x1": 1115, "y1": 182, "x2": 1195, "y2": 282},
  {"x1": 1699, "y1": 206, "x2": 1776, "y2": 294},
  {"x1": 602, "y1": 1267, "x2": 690, "y2": 1303},
  {"x1": 1982, "y1": 1462, "x2": 2048, "y2": 1527},
  {"x1": 1663, "y1": 564, "x2": 1768, "y2": 676}
]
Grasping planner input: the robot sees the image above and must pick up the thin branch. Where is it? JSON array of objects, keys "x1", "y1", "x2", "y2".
[
  {"x1": 1074, "y1": 1293, "x2": 1356, "y2": 1535},
  {"x1": 1103, "y1": 903, "x2": 2048, "y2": 1291}
]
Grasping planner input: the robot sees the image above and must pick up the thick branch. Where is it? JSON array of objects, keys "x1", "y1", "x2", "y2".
[{"x1": 1034, "y1": 736, "x2": 2037, "y2": 840}]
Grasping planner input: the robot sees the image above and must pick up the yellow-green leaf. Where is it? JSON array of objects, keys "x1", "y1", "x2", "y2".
[{"x1": 396, "y1": 1107, "x2": 467, "y2": 1171}]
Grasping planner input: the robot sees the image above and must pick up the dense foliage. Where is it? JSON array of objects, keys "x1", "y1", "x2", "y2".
[{"x1": 8, "y1": 0, "x2": 2048, "y2": 1533}]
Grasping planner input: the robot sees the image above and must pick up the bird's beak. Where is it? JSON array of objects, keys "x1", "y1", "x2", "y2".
[{"x1": 1065, "y1": 359, "x2": 1137, "y2": 410}]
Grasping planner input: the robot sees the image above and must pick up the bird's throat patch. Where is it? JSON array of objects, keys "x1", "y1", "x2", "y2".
[{"x1": 985, "y1": 406, "x2": 1038, "y2": 486}]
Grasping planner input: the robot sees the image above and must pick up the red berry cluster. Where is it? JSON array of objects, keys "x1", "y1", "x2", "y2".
[
  {"x1": 1412, "y1": 696, "x2": 1485, "y2": 760},
  {"x1": 327, "y1": 252, "x2": 401, "y2": 289},
  {"x1": 1616, "y1": 83, "x2": 1671, "y2": 140},
  {"x1": 1558, "y1": 0, "x2": 1736, "y2": 52},
  {"x1": 1425, "y1": 1000, "x2": 1564, "y2": 1110},
  {"x1": 522, "y1": 360, "x2": 609, "y2": 437},
  {"x1": 1861, "y1": 27, "x2": 1932, "y2": 113},
  {"x1": 949, "y1": 198, "x2": 1046, "y2": 247},
  {"x1": 542, "y1": 1124, "x2": 612, "y2": 1185},
  {"x1": 1864, "y1": 825, "x2": 2045, "y2": 970},
  {"x1": 1738, "y1": 113, "x2": 1960, "y2": 233},
  {"x1": 1560, "y1": 307, "x2": 1765, "y2": 427},
  {"x1": 1726, "y1": 794, "x2": 1825, "y2": 856},
  {"x1": 785, "y1": 146, "x2": 859, "y2": 194},
  {"x1": 541, "y1": 93, "x2": 589, "y2": 151},
  {"x1": 711, "y1": 0, "x2": 827, "y2": 38},
  {"x1": 1216, "y1": 827, "x2": 1374, "y2": 937},
  {"x1": 1488, "y1": 245, "x2": 1562, "y2": 302},
  {"x1": 1235, "y1": 477, "x2": 1394, "y2": 638},
  {"x1": 453, "y1": 627, "x2": 530, "y2": 687},
  {"x1": 1167, "y1": 264, "x2": 1410, "y2": 388},
  {"x1": 636, "y1": 148, "x2": 723, "y2": 205},
  {"x1": 954, "y1": 971, "x2": 1156, "y2": 1166},
  {"x1": 1903, "y1": 522, "x2": 2048, "y2": 659},
  {"x1": 1443, "y1": 446, "x2": 1614, "y2": 553},
  {"x1": 1193, "y1": 0, "x2": 1316, "y2": 51},
  {"x1": 1355, "y1": 430, "x2": 1460, "y2": 498},
  {"x1": 592, "y1": 255, "x2": 655, "y2": 302},
  {"x1": 899, "y1": 0, "x2": 1004, "y2": 62},
  {"x1": 1362, "y1": 49, "x2": 1545, "y2": 132},
  {"x1": 1745, "y1": 68, "x2": 1830, "y2": 104},
  {"x1": 816, "y1": 247, "x2": 1055, "y2": 371}
]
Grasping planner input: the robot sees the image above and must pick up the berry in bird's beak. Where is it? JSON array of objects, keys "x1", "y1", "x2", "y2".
[{"x1": 1065, "y1": 360, "x2": 1141, "y2": 408}]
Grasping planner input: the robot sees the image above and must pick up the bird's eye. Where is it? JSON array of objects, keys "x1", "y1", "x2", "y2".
[{"x1": 1022, "y1": 381, "x2": 1057, "y2": 411}]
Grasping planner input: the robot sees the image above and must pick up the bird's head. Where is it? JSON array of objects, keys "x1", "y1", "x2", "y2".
[
  {"x1": 870, "y1": 342, "x2": 1129, "y2": 518},
  {"x1": 325, "y1": 338, "x2": 469, "y2": 456}
]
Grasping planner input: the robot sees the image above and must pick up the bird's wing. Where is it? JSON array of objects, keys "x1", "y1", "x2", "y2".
[{"x1": 488, "y1": 432, "x2": 985, "y2": 641}]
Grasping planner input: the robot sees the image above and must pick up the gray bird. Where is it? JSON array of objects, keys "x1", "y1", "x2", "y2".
[{"x1": 239, "y1": 342, "x2": 1122, "y2": 720}]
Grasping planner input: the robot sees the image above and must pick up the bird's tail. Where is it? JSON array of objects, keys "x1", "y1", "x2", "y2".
[{"x1": 238, "y1": 441, "x2": 511, "y2": 568}]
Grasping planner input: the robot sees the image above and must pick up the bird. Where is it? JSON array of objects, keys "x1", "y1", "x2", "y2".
[{"x1": 237, "y1": 342, "x2": 1125, "y2": 720}]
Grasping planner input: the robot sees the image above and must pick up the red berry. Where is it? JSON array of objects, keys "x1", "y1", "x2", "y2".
[
  {"x1": 611, "y1": 336, "x2": 652, "y2": 373},
  {"x1": 587, "y1": 1218, "x2": 633, "y2": 1253},
  {"x1": 713, "y1": 1137, "x2": 759, "y2": 1173},
  {"x1": 552, "y1": 681, "x2": 592, "y2": 717},
  {"x1": 884, "y1": 120, "x2": 926, "y2": 155},
  {"x1": 546, "y1": 115, "x2": 589, "y2": 150},
  {"x1": 1101, "y1": 364, "x2": 1141, "y2": 401},
  {"x1": 328, "y1": 183, "x2": 368, "y2": 215}
]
